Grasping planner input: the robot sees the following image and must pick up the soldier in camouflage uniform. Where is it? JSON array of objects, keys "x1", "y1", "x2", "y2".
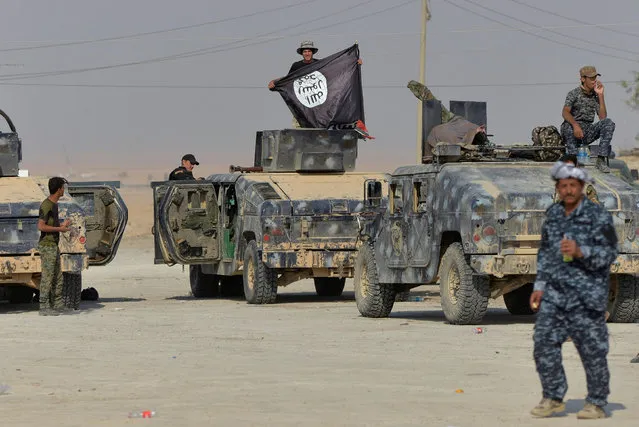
[
  {"x1": 37, "y1": 177, "x2": 72, "y2": 316},
  {"x1": 561, "y1": 66, "x2": 615, "y2": 173},
  {"x1": 407, "y1": 80, "x2": 487, "y2": 160},
  {"x1": 529, "y1": 161, "x2": 618, "y2": 419}
]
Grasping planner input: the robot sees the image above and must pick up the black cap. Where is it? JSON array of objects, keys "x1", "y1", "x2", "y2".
[{"x1": 182, "y1": 154, "x2": 199, "y2": 165}]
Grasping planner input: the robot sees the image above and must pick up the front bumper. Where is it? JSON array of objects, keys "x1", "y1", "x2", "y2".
[
  {"x1": 471, "y1": 252, "x2": 639, "y2": 277},
  {"x1": 262, "y1": 250, "x2": 356, "y2": 272},
  {"x1": 0, "y1": 254, "x2": 88, "y2": 287}
]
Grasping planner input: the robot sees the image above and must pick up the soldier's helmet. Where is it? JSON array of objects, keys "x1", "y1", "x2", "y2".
[{"x1": 297, "y1": 41, "x2": 318, "y2": 55}]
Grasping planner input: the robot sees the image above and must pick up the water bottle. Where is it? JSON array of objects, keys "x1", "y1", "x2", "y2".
[
  {"x1": 128, "y1": 410, "x2": 156, "y2": 418},
  {"x1": 562, "y1": 234, "x2": 573, "y2": 263},
  {"x1": 577, "y1": 147, "x2": 588, "y2": 166}
]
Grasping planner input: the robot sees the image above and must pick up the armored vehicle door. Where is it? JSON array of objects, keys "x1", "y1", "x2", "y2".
[
  {"x1": 156, "y1": 182, "x2": 220, "y2": 264},
  {"x1": 67, "y1": 182, "x2": 128, "y2": 266},
  {"x1": 219, "y1": 184, "x2": 238, "y2": 261},
  {"x1": 407, "y1": 176, "x2": 434, "y2": 267},
  {"x1": 384, "y1": 179, "x2": 410, "y2": 268}
]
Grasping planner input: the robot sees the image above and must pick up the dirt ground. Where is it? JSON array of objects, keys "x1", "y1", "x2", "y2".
[{"x1": 1, "y1": 234, "x2": 638, "y2": 427}]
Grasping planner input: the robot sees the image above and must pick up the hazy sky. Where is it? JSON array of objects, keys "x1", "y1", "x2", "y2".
[{"x1": 1, "y1": 0, "x2": 638, "y2": 177}]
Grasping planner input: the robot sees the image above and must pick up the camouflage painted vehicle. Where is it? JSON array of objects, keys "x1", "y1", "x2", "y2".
[
  {"x1": 609, "y1": 158, "x2": 639, "y2": 186},
  {"x1": 353, "y1": 99, "x2": 639, "y2": 325},
  {"x1": 151, "y1": 129, "x2": 388, "y2": 303},
  {"x1": 0, "y1": 109, "x2": 128, "y2": 305}
]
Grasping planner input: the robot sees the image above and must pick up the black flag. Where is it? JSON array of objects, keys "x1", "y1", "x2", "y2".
[{"x1": 272, "y1": 43, "x2": 366, "y2": 130}]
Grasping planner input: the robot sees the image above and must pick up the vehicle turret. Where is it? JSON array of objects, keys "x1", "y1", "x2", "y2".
[{"x1": 229, "y1": 128, "x2": 360, "y2": 173}]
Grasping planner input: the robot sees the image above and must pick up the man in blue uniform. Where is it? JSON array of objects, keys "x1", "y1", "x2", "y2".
[{"x1": 529, "y1": 161, "x2": 618, "y2": 419}]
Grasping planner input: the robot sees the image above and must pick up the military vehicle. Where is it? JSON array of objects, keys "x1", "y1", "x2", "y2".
[
  {"x1": 151, "y1": 129, "x2": 388, "y2": 303},
  {"x1": 609, "y1": 158, "x2": 639, "y2": 186},
  {"x1": 0, "y1": 109, "x2": 128, "y2": 306},
  {"x1": 353, "y1": 98, "x2": 639, "y2": 324}
]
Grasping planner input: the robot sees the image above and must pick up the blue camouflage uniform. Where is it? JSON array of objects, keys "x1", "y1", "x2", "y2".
[
  {"x1": 560, "y1": 87, "x2": 615, "y2": 156},
  {"x1": 533, "y1": 196, "x2": 618, "y2": 408}
]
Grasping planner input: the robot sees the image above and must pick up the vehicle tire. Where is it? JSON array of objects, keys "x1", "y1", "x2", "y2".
[
  {"x1": 8, "y1": 285, "x2": 36, "y2": 304},
  {"x1": 189, "y1": 265, "x2": 219, "y2": 298},
  {"x1": 438, "y1": 242, "x2": 490, "y2": 325},
  {"x1": 314, "y1": 278, "x2": 346, "y2": 297},
  {"x1": 608, "y1": 274, "x2": 639, "y2": 323},
  {"x1": 354, "y1": 243, "x2": 395, "y2": 317},
  {"x1": 503, "y1": 283, "x2": 535, "y2": 315},
  {"x1": 220, "y1": 276, "x2": 245, "y2": 298},
  {"x1": 62, "y1": 272, "x2": 82, "y2": 310},
  {"x1": 243, "y1": 240, "x2": 277, "y2": 304}
]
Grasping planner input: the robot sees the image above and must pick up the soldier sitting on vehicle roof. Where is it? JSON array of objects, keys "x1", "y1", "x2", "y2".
[{"x1": 407, "y1": 80, "x2": 488, "y2": 161}]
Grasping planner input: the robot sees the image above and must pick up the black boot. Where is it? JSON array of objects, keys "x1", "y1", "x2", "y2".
[{"x1": 595, "y1": 156, "x2": 610, "y2": 173}]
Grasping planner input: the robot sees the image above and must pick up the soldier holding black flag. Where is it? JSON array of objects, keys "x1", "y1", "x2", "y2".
[
  {"x1": 268, "y1": 41, "x2": 361, "y2": 90},
  {"x1": 268, "y1": 42, "x2": 365, "y2": 131}
]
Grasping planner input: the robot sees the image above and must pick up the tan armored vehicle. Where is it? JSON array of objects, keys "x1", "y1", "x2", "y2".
[
  {"x1": 0, "y1": 109, "x2": 128, "y2": 305},
  {"x1": 152, "y1": 129, "x2": 388, "y2": 303}
]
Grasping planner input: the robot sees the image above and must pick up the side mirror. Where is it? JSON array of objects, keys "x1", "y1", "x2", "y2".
[
  {"x1": 365, "y1": 180, "x2": 382, "y2": 207},
  {"x1": 631, "y1": 169, "x2": 638, "y2": 181}
]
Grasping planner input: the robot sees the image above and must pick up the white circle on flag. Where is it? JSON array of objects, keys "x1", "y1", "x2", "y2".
[{"x1": 294, "y1": 71, "x2": 328, "y2": 108}]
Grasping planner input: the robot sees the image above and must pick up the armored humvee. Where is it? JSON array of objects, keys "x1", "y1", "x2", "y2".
[
  {"x1": 151, "y1": 129, "x2": 388, "y2": 303},
  {"x1": 0, "y1": 109, "x2": 128, "y2": 306},
  {"x1": 353, "y1": 99, "x2": 639, "y2": 324}
]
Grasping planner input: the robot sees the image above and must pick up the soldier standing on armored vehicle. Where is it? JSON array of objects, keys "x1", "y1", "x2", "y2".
[
  {"x1": 268, "y1": 41, "x2": 364, "y2": 90},
  {"x1": 529, "y1": 161, "x2": 617, "y2": 419},
  {"x1": 268, "y1": 41, "x2": 320, "y2": 90},
  {"x1": 561, "y1": 66, "x2": 615, "y2": 173},
  {"x1": 37, "y1": 177, "x2": 72, "y2": 316}
]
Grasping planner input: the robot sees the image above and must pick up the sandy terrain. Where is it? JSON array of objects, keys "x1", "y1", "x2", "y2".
[
  {"x1": 1, "y1": 234, "x2": 638, "y2": 427},
  {"x1": 118, "y1": 186, "x2": 155, "y2": 239}
]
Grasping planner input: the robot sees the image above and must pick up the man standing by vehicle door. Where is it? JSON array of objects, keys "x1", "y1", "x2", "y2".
[
  {"x1": 529, "y1": 161, "x2": 618, "y2": 419},
  {"x1": 169, "y1": 154, "x2": 199, "y2": 181},
  {"x1": 38, "y1": 177, "x2": 71, "y2": 316}
]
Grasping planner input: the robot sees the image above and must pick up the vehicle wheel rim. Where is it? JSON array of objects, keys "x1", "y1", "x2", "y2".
[
  {"x1": 448, "y1": 265, "x2": 460, "y2": 304},
  {"x1": 247, "y1": 260, "x2": 255, "y2": 292}
]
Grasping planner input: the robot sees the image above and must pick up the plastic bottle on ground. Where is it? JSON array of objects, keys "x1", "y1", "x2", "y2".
[{"x1": 128, "y1": 410, "x2": 156, "y2": 418}]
